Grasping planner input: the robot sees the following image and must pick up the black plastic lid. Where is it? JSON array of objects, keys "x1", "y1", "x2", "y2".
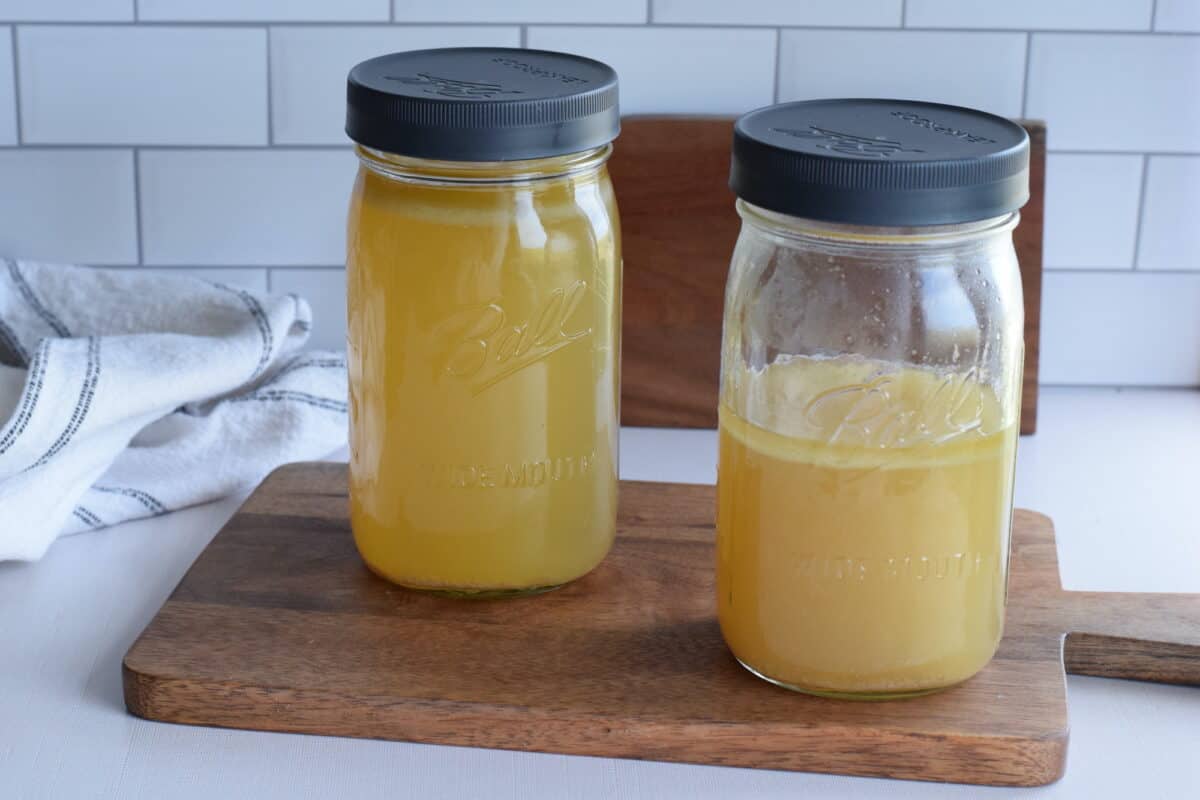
[
  {"x1": 730, "y1": 99, "x2": 1030, "y2": 226},
  {"x1": 346, "y1": 47, "x2": 619, "y2": 162}
]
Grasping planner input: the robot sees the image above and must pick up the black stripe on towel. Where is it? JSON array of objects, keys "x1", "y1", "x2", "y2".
[
  {"x1": 0, "y1": 318, "x2": 29, "y2": 367},
  {"x1": 172, "y1": 355, "x2": 345, "y2": 417},
  {"x1": 232, "y1": 389, "x2": 347, "y2": 413},
  {"x1": 6, "y1": 259, "x2": 71, "y2": 337},
  {"x1": 30, "y1": 336, "x2": 101, "y2": 469},
  {"x1": 213, "y1": 284, "x2": 274, "y2": 380},
  {"x1": 271, "y1": 355, "x2": 346, "y2": 381},
  {"x1": 0, "y1": 340, "x2": 51, "y2": 455},
  {"x1": 93, "y1": 485, "x2": 169, "y2": 516},
  {"x1": 72, "y1": 506, "x2": 104, "y2": 529}
]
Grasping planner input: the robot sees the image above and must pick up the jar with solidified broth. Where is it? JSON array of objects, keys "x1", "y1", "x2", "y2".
[{"x1": 717, "y1": 99, "x2": 1029, "y2": 697}]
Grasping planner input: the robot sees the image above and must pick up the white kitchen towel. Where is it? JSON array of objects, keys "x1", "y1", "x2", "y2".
[{"x1": 0, "y1": 259, "x2": 348, "y2": 561}]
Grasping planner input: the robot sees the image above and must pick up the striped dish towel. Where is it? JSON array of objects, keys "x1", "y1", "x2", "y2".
[{"x1": 0, "y1": 259, "x2": 347, "y2": 561}]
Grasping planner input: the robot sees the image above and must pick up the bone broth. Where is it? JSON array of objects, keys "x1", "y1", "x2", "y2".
[
  {"x1": 344, "y1": 48, "x2": 621, "y2": 595},
  {"x1": 717, "y1": 356, "x2": 1016, "y2": 696}
]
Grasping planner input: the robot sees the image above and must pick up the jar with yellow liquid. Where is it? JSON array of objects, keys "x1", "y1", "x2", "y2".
[
  {"x1": 718, "y1": 100, "x2": 1029, "y2": 698},
  {"x1": 344, "y1": 48, "x2": 621, "y2": 596}
]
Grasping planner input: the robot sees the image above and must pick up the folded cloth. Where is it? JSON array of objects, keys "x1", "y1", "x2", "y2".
[{"x1": 0, "y1": 259, "x2": 348, "y2": 561}]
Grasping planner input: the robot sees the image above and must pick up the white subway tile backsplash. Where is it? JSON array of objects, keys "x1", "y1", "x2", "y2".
[
  {"x1": 18, "y1": 26, "x2": 267, "y2": 145},
  {"x1": 779, "y1": 30, "x2": 1026, "y2": 117},
  {"x1": 395, "y1": 0, "x2": 647, "y2": 23},
  {"x1": 1138, "y1": 156, "x2": 1200, "y2": 271},
  {"x1": 1040, "y1": 272, "x2": 1200, "y2": 385},
  {"x1": 140, "y1": 150, "x2": 354, "y2": 266},
  {"x1": 1155, "y1": 0, "x2": 1200, "y2": 32},
  {"x1": 0, "y1": 150, "x2": 137, "y2": 264},
  {"x1": 527, "y1": 26, "x2": 775, "y2": 114},
  {"x1": 0, "y1": 27, "x2": 15, "y2": 145},
  {"x1": 653, "y1": 0, "x2": 900, "y2": 27},
  {"x1": 1027, "y1": 34, "x2": 1200, "y2": 152},
  {"x1": 271, "y1": 25, "x2": 520, "y2": 146},
  {"x1": 269, "y1": 269, "x2": 347, "y2": 351},
  {"x1": 225, "y1": 269, "x2": 1200, "y2": 379},
  {"x1": 129, "y1": 267, "x2": 270, "y2": 293},
  {"x1": 1043, "y1": 154, "x2": 1143, "y2": 270},
  {"x1": 906, "y1": 0, "x2": 1153, "y2": 31},
  {"x1": 0, "y1": 3, "x2": 1193, "y2": 388},
  {"x1": 0, "y1": 0, "x2": 131, "y2": 21},
  {"x1": 139, "y1": 0, "x2": 389, "y2": 22}
]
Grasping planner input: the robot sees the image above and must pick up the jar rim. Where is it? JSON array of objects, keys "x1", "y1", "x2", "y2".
[
  {"x1": 736, "y1": 199, "x2": 1019, "y2": 248},
  {"x1": 355, "y1": 143, "x2": 612, "y2": 186}
]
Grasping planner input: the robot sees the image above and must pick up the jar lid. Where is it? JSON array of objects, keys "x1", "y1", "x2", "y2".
[
  {"x1": 730, "y1": 99, "x2": 1030, "y2": 226},
  {"x1": 346, "y1": 47, "x2": 619, "y2": 162}
]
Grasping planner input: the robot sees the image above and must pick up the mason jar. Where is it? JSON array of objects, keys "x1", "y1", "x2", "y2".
[
  {"x1": 717, "y1": 100, "x2": 1029, "y2": 697},
  {"x1": 345, "y1": 48, "x2": 621, "y2": 596}
]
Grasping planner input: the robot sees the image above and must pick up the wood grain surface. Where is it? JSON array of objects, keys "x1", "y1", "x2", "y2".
[
  {"x1": 1016, "y1": 122, "x2": 1046, "y2": 434},
  {"x1": 612, "y1": 116, "x2": 1046, "y2": 434},
  {"x1": 123, "y1": 464, "x2": 1200, "y2": 786}
]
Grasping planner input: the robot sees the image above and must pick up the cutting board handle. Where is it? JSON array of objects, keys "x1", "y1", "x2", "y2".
[{"x1": 1060, "y1": 590, "x2": 1200, "y2": 685}]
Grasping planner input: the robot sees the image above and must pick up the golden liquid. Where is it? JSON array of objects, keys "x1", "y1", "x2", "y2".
[
  {"x1": 717, "y1": 356, "x2": 1017, "y2": 696},
  {"x1": 346, "y1": 149, "x2": 620, "y2": 593}
]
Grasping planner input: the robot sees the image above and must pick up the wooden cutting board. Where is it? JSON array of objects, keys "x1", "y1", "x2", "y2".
[{"x1": 123, "y1": 463, "x2": 1200, "y2": 787}]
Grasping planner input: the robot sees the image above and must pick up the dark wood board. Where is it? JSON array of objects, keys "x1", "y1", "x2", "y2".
[
  {"x1": 612, "y1": 116, "x2": 1046, "y2": 434},
  {"x1": 124, "y1": 463, "x2": 1200, "y2": 787}
]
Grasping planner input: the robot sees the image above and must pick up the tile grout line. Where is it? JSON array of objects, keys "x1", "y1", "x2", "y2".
[
  {"x1": 772, "y1": 28, "x2": 781, "y2": 102},
  {"x1": 519, "y1": 24, "x2": 527, "y2": 47},
  {"x1": 0, "y1": 142, "x2": 1196, "y2": 156},
  {"x1": 133, "y1": 149, "x2": 144, "y2": 265},
  {"x1": 265, "y1": 26, "x2": 274, "y2": 145},
  {"x1": 10, "y1": 26, "x2": 22, "y2": 145},
  {"x1": 133, "y1": 0, "x2": 139, "y2": 23},
  {"x1": 1045, "y1": 266, "x2": 1200, "y2": 276},
  {"x1": 1020, "y1": 31, "x2": 1032, "y2": 118},
  {"x1": 390, "y1": 0, "x2": 395, "y2": 24},
  {"x1": 0, "y1": 144, "x2": 356, "y2": 150},
  {"x1": 647, "y1": 0, "x2": 653, "y2": 24},
  {"x1": 123, "y1": 264, "x2": 347, "y2": 272},
  {"x1": 1048, "y1": 148, "x2": 1198, "y2": 156},
  {"x1": 118, "y1": 265, "x2": 268, "y2": 270},
  {"x1": 4, "y1": 21, "x2": 1198, "y2": 34},
  {"x1": 1131, "y1": 154, "x2": 1152, "y2": 270},
  {"x1": 110, "y1": 262, "x2": 1200, "y2": 275},
  {"x1": 144, "y1": 264, "x2": 347, "y2": 270},
  {"x1": 901, "y1": 0, "x2": 908, "y2": 27},
  {"x1": 1151, "y1": 0, "x2": 1159, "y2": 30},
  {"x1": 1041, "y1": 383, "x2": 1200, "y2": 390}
]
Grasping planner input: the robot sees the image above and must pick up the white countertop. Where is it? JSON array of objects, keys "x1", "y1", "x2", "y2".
[{"x1": 3, "y1": 387, "x2": 1199, "y2": 799}]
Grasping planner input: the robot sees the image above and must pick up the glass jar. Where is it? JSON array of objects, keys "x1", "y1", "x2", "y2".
[
  {"x1": 717, "y1": 100, "x2": 1029, "y2": 698},
  {"x1": 344, "y1": 48, "x2": 621, "y2": 596}
]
